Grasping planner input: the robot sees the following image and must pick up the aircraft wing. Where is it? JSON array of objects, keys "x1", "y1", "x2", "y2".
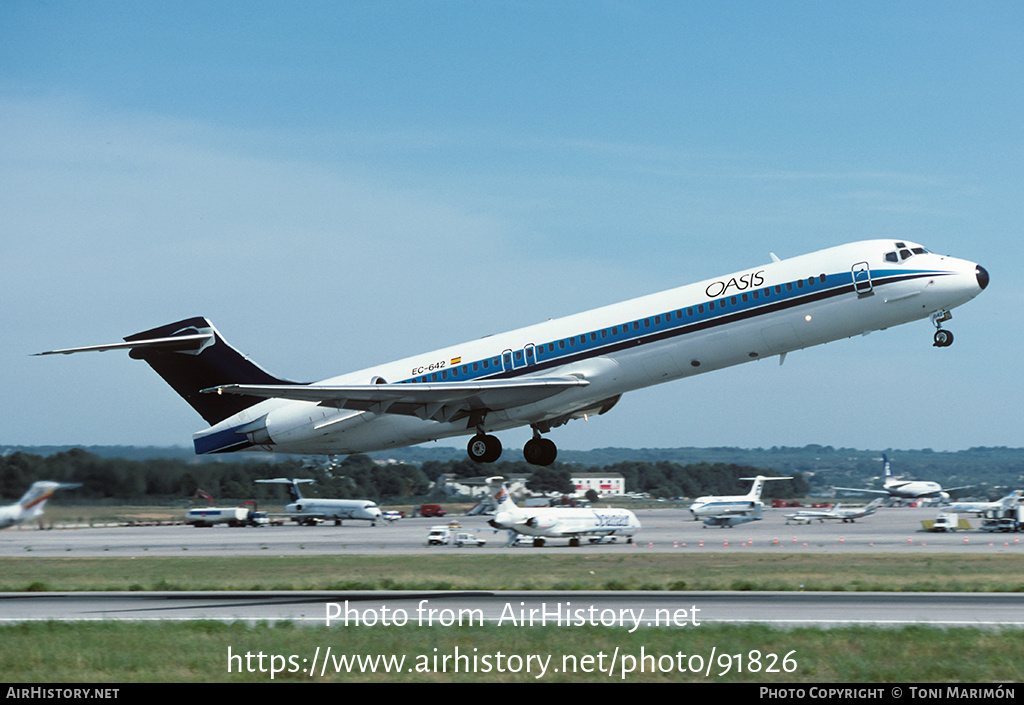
[
  {"x1": 202, "y1": 376, "x2": 589, "y2": 421},
  {"x1": 832, "y1": 487, "x2": 891, "y2": 496}
]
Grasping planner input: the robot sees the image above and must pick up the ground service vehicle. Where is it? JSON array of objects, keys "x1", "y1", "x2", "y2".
[
  {"x1": 427, "y1": 526, "x2": 452, "y2": 545},
  {"x1": 454, "y1": 532, "x2": 486, "y2": 547},
  {"x1": 418, "y1": 504, "x2": 447, "y2": 517}
]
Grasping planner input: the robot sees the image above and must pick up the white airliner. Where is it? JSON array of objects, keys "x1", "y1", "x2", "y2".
[
  {"x1": 944, "y1": 490, "x2": 1024, "y2": 517},
  {"x1": 785, "y1": 498, "x2": 887, "y2": 524},
  {"x1": 254, "y1": 478, "x2": 383, "y2": 525},
  {"x1": 689, "y1": 475, "x2": 792, "y2": 524},
  {"x1": 0, "y1": 482, "x2": 82, "y2": 530},
  {"x1": 486, "y1": 476, "x2": 640, "y2": 546},
  {"x1": 834, "y1": 455, "x2": 973, "y2": 502},
  {"x1": 37, "y1": 240, "x2": 988, "y2": 465}
]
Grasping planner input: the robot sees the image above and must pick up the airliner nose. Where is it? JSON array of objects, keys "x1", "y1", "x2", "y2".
[{"x1": 976, "y1": 265, "x2": 989, "y2": 291}]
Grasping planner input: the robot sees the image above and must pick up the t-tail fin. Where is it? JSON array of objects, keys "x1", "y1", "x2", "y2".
[
  {"x1": 18, "y1": 481, "x2": 81, "y2": 511},
  {"x1": 486, "y1": 476, "x2": 520, "y2": 514},
  {"x1": 255, "y1": 478, "x2": 313, "y2": 503},
  {"x1": 38, "y1": 317, "x2": 302, "y2": 425}
]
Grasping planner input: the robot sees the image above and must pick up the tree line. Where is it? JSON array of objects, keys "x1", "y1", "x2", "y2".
[{"x1": 0, "y1": 448, "x2": 808, "y2": 504}]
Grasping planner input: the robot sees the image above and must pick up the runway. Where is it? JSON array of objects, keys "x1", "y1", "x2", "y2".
[
  {"x1": 3, "y1": 590, "x2": 1023, "y2": 628},
  {"x1": 3, "y1": 508, "x2": 1022, "y2": 630},
  {"x1": 1, "y1": 507, "x2": 1020, "y2": 557}
]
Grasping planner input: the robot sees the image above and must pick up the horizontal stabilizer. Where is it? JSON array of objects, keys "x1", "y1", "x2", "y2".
[
  {"x1": 36, "y1": 317, "x2": 300, "y2": 425},
  {"x1": 34, "y1": 333, "x2": 213, "y2": 356}
]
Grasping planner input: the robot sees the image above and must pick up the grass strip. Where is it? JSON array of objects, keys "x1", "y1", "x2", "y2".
[
  {"x1": 2, "y1": 621, "x2": 1023, "y2": 683},
  {"x1": 2, "y1": 554, "x2": 1024, "y2": 592}
]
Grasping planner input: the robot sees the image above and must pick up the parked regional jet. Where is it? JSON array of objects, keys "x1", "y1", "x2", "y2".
[
  {"x1": 785, "y1": 498, "x2": 886, "y2": 524},
  {"x1": 689, "y1": 476, "x2": 792, "y2": 522},
  {"x1": 486, "y1": 476, "x2": 639, "y2": 546},
  {"x1": 0, "y1": 482, "x2": 81, "y2": 530},
  {"x1": 834, "y1": 455, "x2": 972, "y2": 502},
  {"x1": 944, "y1": 490, "x2": 1024, "y2": 517},
  {"x1": 37, "y1": 240, "x2": 987, "y2": 465},
  {"x1": 254, "y1": 478, "x2": 382, "y2": 525}
]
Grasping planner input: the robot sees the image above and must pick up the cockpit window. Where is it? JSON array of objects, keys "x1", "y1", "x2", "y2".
[{"x1": 884, "y1": 243, "x2": 929, "y2": 264}]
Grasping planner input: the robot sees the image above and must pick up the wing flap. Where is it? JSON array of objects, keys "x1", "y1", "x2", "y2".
[{"x1": 202, "y1": 376, "x2": 589, "y2": 418}]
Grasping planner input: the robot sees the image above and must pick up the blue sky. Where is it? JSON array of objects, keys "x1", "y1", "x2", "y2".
[{"x1": 2, "y1": 2, "x2": 1021, "y2": 453}]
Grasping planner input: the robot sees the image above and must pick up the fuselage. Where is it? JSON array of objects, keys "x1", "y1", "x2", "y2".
[
  {"x1": 884, "y1": 480, "x2": 946, "y2": 499},
  {"x1": 193, "y1": 239, "x2": 987, "y2": 456},
  {"x1": 491, "y1": 506, "x2": 640, "y2": 539},
  {"x1": 285, "y1": 498, "x2": 382, "y2": 523}
]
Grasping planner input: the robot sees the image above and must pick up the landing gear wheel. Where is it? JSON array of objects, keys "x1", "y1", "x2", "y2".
[
  {"x1": 523, "y1": 437, "x2": 558, "y2": 466},
  {"x1": 933, "y1": 329, "x2": 954, "y2": 347},
  {"x1": 467, "y1": 434, "x2": 502, "y2": 463}
]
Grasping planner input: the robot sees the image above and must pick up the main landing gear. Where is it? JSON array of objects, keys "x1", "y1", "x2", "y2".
[
  {"x1": 931, "y1": 310, "x2": 954, "y2": 348},
  {"x1": 467, "y1": 434, "x2": 502, "y2": 463},
  {"x1": 467, "y1": 429, "x2": 558, "y2": 466}
]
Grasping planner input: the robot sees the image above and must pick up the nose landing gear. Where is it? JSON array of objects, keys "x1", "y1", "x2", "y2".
[{"x1": 931, "y1": 310, "x2": 954, "y2": 347}]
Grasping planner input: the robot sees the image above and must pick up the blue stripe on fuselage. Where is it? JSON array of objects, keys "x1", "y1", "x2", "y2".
[{"x1": 400, "y1": 269, "x2": 948, "y2": 384}]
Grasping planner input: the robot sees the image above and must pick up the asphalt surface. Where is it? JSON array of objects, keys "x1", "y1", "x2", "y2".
[
  {"x1": 2, "y1": 508, "x2": 1022, "y2": 628},
  {"x1": 1, "y1": 507, "x2": 1020, "y2": 556},
  {"x1": 3, "y1": 590, "x2": 1023, "y2": 628}
]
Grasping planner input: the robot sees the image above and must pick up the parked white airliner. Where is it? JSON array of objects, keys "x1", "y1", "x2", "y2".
[
  {"x1": 486, "y1": 476, "x2": 640, "y2": 546},
  {"x1": 689, "y1": 475, "x2": 792, "y2": 523},
  {"x1": 0, "y1": 482, "x2": 81, "y2": 530},
  {"x1": 38, "y1": 240, "x2": 987, "y2": 465},
  {"x1": 254, "y1": 478, "x2": 383, "y2": 525},
  {"x1": 834, "y1": 454, "x2": 973, "y2": 502}
]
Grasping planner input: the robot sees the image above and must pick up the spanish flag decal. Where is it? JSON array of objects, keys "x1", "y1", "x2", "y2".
[{"x1": 451, "y1": 356, "x2": 462, "y2": 365}]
